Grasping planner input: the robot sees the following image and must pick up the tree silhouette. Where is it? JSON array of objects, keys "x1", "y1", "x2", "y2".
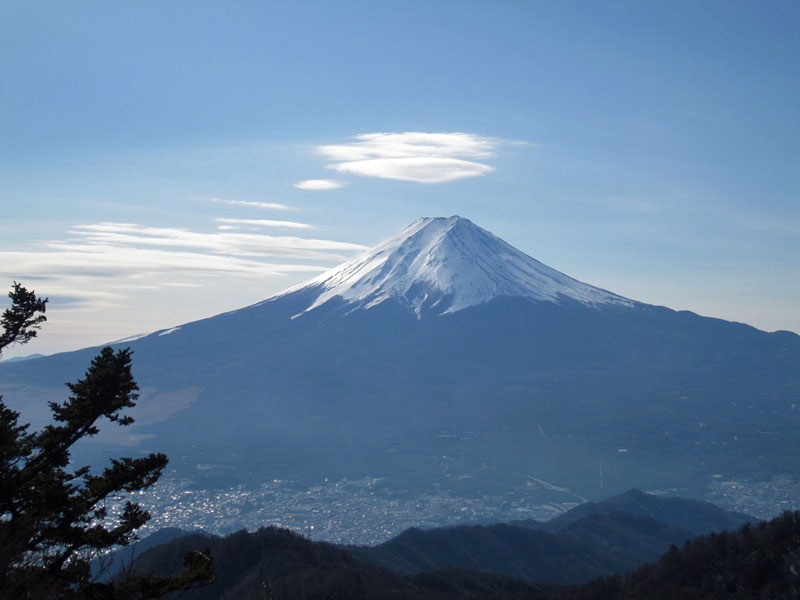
[{"x1": 0, "y1": 283, "x2": 214, "y2": 598}]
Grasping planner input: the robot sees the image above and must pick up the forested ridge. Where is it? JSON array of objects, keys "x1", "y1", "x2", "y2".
[
  {"x1": 126, "y1": 510, "x2": 800, "y2": 599},
  {"x1": 348, "y1": 488, "x2": 752, "y2": 584},
  {"x1": 550, "y1": 510, "x2": 800, "y2": 599},
  {"x1": 124, "y1": 526, "x2": 553, "y2": 599}
]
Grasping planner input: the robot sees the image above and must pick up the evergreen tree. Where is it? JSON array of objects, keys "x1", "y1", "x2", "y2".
[{"x1": 0, "y1": 283, "x2": 214, "y2": 598}]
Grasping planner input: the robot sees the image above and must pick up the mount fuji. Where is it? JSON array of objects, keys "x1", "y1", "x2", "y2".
[
  {"x1": 287, "y1": 216, "x2": 630, "y2": 316},
  {"x1": 2, "y1": 216, "x2": 799, "y2": 502}
]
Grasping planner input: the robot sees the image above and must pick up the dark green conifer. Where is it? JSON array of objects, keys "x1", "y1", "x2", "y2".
[{"x1": 0, "y1": 283, "x2": 214, "y2": 598}]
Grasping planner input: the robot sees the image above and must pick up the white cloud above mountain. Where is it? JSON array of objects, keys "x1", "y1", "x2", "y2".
[
  {"x1": 294, "y1": 179, "x2": 346, "y2": 190},
  {"x1": 328, "y1": 157, "x2": 493, "y2": 183},
  {"x1": 314, "y1": 132, "x2": 498, "y2": 183}
]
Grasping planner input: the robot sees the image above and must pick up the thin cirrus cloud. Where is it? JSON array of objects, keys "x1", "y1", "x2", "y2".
[
  {"x1": 294, "y1": 179, "x2": 346, "y2": 190},
  {"x1": 0, "y1": 221, "x2": 367, "y2": 308},
  {"x1": 65, "y1": 222, "x2": 363, "y2": 257},
  {"x1": 209, "y1": 198, "x2": 294, "y2": 211},
  {"x1": 314, "y1": 132, "x2": 499, "y2": 184},
  {"x1": 214, "y1": 218, "x2": 315, "y2": 230}
]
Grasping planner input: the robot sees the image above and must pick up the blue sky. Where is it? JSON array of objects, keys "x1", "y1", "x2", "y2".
[{"x1": 1, "y1": 1, "x2": 799, "y2": 356}]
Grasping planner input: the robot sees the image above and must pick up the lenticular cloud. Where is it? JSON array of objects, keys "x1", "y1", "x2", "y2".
[{"x1": 316, "y1": 132, "x2": 498, "y2": 183}]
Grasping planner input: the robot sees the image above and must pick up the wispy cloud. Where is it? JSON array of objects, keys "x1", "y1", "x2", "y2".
[
  {"x1": 209, "y1": 198, "x2": 294, "y2": 211},
  {"x1": 3, "y1": 246, "x2": 328, "y2": 278},
  {"x1": 329, "y1": 157, "x2": 493, "y2": 184},
  {"x1": 214, "y1": 218, "x2": 314, "y2": 230},
  {"x1": 0, "y1": 221, "x2": 367, "y2": 309},
  {"x1": 294, "y1": 179, "x2": 346, "y2": 190},
  {"x1": 66, "y1": 222, "x2": 362, "y2": 257},
  {"x1": 313, "y1": 132, "x2": 499, "y2": 184}
]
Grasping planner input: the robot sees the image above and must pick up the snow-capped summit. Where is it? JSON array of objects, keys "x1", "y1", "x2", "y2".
[{"x1": 293, "y1": 216, "x2": 631, "y2": 316}]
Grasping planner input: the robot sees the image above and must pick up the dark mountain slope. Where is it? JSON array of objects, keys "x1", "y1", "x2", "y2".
[
  {"x1": 555, "y1": 512, "x2": 693, "y2": 568},
  {"x1": 91, "y1": 527, "x2": 207, "y2": 581},
  {"x1": 122, "y1": 511, "x2": 799, "y2": 599},
  {"x1": 351, "y1": 490, "x2": 753, "y2": 584},
  {"x1": 350, "y1": 522, "x2": 628, "y2": 584},
  {"x1": 526, "y1": 488, "x2": 755, "y2": 535},
  {"x1": 127, "y1": 527, "x2": 553, "y2": 600},
  {"x1": 549, "y1": 511, "x2": 800, "y2": 600}
]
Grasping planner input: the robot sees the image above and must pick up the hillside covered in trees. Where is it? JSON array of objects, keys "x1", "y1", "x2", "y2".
[
  {"x1": 125, "y1": 509, "x2": 800, "y2": 599},
  {"x1": 551, "y1": 510, "x2": 800, "y2": 599},
  {"x1": 125, "y1": 527, "x2": 552, "y2": 599},
  {"x1": 348, "y1": 489, "x2": 752, "y2": 583}
]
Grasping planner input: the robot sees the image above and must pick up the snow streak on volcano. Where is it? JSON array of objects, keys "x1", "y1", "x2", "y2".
[{"x1": 285, "y1": 216, "x2": 632, "y2": 317}]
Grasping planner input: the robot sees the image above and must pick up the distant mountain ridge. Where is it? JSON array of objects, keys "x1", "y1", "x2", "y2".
[
  {"x1": 351, "y1": 522, "x2": 639, "y2": 584},
  {"x1": 125, "y1": 527, "x2": 552, "y2": 600},
  {"x1": 514, "y1": 488, "x2": 754, "y2": 534},
  {"x1": 119, "y1": 491, "x2": 773, "y2": 598},
  {"x1": 350, "y1": 489, "x2": 754, "y2": 584},
  {"x1": 0, "y1": 353, "x2": 45, "y2": 363}
]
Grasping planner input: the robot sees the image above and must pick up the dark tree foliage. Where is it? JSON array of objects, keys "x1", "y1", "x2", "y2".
[
  {"x1": 0, "y1": 282, "x2": 48, "y2": 351},
  {"x1": 549, "y1": 510, "x2": 800, "y2": 600},
  {"x1": 126, "y1": 526, "x2": 554, "y2": 600},
  {"x1": 0, "y1": 283, "x2": 214, "y2": 598}
]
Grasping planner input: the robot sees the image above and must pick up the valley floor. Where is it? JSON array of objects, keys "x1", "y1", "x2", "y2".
[{"x1": 118, "y1": 472, "x2": 800, "y2": 544}]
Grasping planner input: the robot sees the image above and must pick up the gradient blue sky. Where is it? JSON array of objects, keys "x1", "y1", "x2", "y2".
[{"x1": 2, "y1": 1, "x2": 799, "y2": 357}]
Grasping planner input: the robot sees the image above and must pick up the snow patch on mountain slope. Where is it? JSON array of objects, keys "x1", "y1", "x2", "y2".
[
  {"x1": 275, "y1": 216, "x2": 632, "y2": 317},
  {"x1": 158, "y1": 326, "x2": 182, "y2": 336}
]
